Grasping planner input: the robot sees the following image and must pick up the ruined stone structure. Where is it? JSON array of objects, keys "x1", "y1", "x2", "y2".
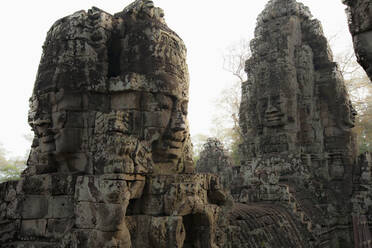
[
  {"x1": 0, "y1": 1, "x2": 228, "y2": 247},
  {"x1": 2, "y1": 0, "x2": 372, "y2": 247},
  {"x1": 343, "y1": 1, "x2": 372, "y2": 247},
  {"x1": 236, "y1": 0, "x2": 358, "y2": 246},
  {"x1": 196, "y1": 138, "x2": 233, "y2": 190},
  {"x1": 343, "y1": 0, "x2": 372, "y2": 82},
  {"x1": 196, "y1": 1, "x2": 362, "y2": 246}
]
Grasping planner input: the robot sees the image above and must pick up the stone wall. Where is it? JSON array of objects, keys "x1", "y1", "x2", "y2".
[{"x1": 0, "y1": 173, "x2": 227, "y2": 247}]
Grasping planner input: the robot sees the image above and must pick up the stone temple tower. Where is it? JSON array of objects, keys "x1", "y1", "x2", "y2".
[
  {"x1": 0, "y1": 1, "x2": 228, "y2": 247},
  {"x1": 236, "y1": 0, "x2": 358, "y2": 246}
]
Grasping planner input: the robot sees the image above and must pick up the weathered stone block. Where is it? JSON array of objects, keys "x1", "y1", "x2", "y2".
[
  {"x1": 128, "y1": 215, "x2": 185, "y2": 248},
  {"x1": 56, "y1": 92, "x2": 82, "y2": 111},
  {"x1": 0, "y1": 220, "x2": 20, "y2": 243},
  {"x1": 64, "y1": 111, "x2": 86, "y2": 128},
  {"x1": 20, "y1": 219, "x2": 47, "y2": 238},
  {"x1": 55, "y1": 128, "x2": 83, "y2": 153},
  {"x1": 46, "y1": 218, "x2": 74, "y2": 240},
  {"x1": 75, "y1": 175, "x2": 130, "y2": 204},
  {"x1": 21, "y1": 175, "x2": 52, "y2": 195},
  {"x1": 21, "y1": 196, "x2": 49, "y2": 219},
  {"x1": 140, "y1": 194, "x2": 164, "y2": 216},
  {"x1": 75, "y1": 202, "x2": 127, "y2": 232},
  {"x1": 111, "y1": 92, "x2": 141, "y2": 110},
  {"x1": 50, "y1": 196, "x2": 74, "y2": 218},
  {"x1": 73, "y1": 229, "x2": 131, "y2": 248},
  {"x1": 57, "y1": 153, "x2": 92, "y2": 174},
  {"x1": 143, "y1": 111, "x2": 171, "y2": 128},
  {"x1": 84, "y1": 93, "x2": 110, "y2": 112},
  {"x1": 128, "y1": 180, "x2": 145, "y2": 199},
  {"x1": 51, "y1": 175, "x2": 76, "y2": 196}
]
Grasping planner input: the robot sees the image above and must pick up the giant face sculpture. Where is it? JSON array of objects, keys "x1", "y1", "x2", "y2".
[
  {"x1": 27, "y1": 0, "x2": 193, "y2": 176},
  {"x1": 102, "y1": 89, "x2": 190, "y2": 174},
  {"x1": 258, "y1": 94, "x2": 286, "y2": 127}
]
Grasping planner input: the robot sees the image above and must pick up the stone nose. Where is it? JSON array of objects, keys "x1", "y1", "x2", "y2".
[
  {"x1": 265, "y1": 105, "x2": 278, "y2": 114},
  {"x1": 171, "y1": 112, "x2": 186, "y2": 131}
]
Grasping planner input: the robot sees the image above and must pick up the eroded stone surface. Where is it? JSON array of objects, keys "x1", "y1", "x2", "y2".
[
  {"x1": 342, "y1": 1, "x2": 372, "y2": 244},
  {"x1": 235, "y1": 0, "x2": 357, "y2": 246},
  {"x1": 2, "y1": 0, "x2": 372, "y2": 247},
  {"x1": 0, "y1": 1, "x2": 226, "y2": 247},
  {"x1": 343, "y1": 0, "x2": 372, "y2": 81},
  {"x1": 196, "y1": 138, "x2": 234, "y2": 190},
  {"x1": 26, "y1": 1, "x2": 193, "y2": 177}
]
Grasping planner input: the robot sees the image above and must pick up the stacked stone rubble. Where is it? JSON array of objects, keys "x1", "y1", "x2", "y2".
[{"x1": 0, "y1": 1, "x2": 228, "y2": 247}]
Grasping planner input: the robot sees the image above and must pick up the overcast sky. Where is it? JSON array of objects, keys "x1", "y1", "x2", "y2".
[{"x1": 0, "y1": 0, "x2": 351, "y2": 158}]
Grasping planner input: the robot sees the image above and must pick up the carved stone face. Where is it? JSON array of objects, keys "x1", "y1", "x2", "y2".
[
  {"x1": 258, "y1": 94, "x2": 285, "y2": 127},
  {"x1": 152, "y1": 98, "x2": 188, "y2": 166},
  {"x1": 29, "y1": 89, "x2": 188, "y2": 173},
  {"x1": 27, "y1": 1, "x2": 192, "y2": 175},
  {"x1": 342, "y1": 100, "x2": 357, "y2": 128}
]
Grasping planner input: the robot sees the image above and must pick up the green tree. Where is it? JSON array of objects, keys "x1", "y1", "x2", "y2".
[
  {"x1": 335, "y1": 45, "x2": 372, "y2": 154},
  {"x1": 209, "y1": 39, "x2": 251, "y2": 165},
  {"x1": 0, "y1": 144, "x2": 27, "y2": 183}
]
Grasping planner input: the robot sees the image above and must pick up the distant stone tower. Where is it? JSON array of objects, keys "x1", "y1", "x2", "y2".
[
  {"x1": 237, "y1": 0, "x2": 358, "y2": 246},
  {"x1": 196, "y1": 138, "x2": 234, "y2": 190}
]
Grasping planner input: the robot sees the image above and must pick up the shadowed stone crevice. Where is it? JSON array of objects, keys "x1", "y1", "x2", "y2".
[{"x1": 182, "y1": 213, "x2": 211, "y2": 248}]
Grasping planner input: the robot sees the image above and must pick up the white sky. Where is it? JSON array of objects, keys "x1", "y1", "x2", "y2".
[{"x1": 0, "y1": 0, "x2": 351, "y2": 158}]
